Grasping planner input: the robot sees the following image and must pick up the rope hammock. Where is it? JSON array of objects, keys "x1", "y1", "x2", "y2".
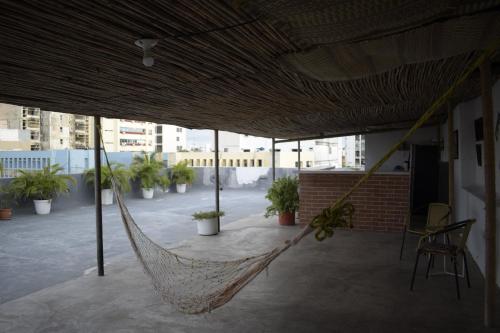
[{"x1": 103, "y1": 43, "x2": 498, "y2": 314}]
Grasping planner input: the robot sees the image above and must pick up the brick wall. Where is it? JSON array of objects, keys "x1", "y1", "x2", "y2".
[{"x1": 299, "y1": 172, "x2": 410, "y2": 232}]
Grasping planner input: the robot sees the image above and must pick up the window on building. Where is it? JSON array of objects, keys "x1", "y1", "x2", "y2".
[
  {"x1": 203, "y1": 159, "x2": 207, "y2": 166},
  {"x1": 155, "y1": 145, "x2": 162, "y2": 153},
  {"x1": 222, "y1": 159, "x2": 226, "y2": 167},
  {"x1": 176, "y1": 137, "x2": 180, "y2": 142},
  {"x1": 306, "y1": 161, "x2": 312, "y2": 167},
  {"x1": 59, "y1": 126, "x2": 63, "y2": 133},
  {"x1": 189, "y1": 159, "x2": 194, "y2": 166},
  {"x1": 236, "y1": 160, "x2": 241, "y2": 167},
  {"x1": 243, "y1": 149, "x2": 250, "y2": 152},
  {"x1": 156, "y1": 136, "x2": 162, "y2": 144},
  {"x1": 257, "y1": 159, "x2": 262, "y2": 167},
  {"x1": 176, "y1": 145, "x2": 182, "y2": 151},
  {"x1": 243, "y1": 160, "x2": 248, "y2": 167},
  {"x1": 229, "y1": 160, "x2": 234, "y2": 167},
  {"x1": 156, "y1": 125, "x2": 162, "y2": 134},
  {"x1": 224, "y1": 148, "x2": 229, "y2": 152},
  {"x1": 196, "y1": 159, "x2": 200, "y2": 166},
  {"x1": 176, "y1": 128, "x2": 182, "y2": 132},
  {"x1": 148, "y1": 129, "x2": 152, "y2": 135},
  {"x1": 209, "y1": 159, "x2": 213, "y2": 166},
  {"x1": 250, "y1": 160, "x2": 255, "y2": 167},
  {"x1": 60, "y1": 139, "x2": 63, "y2": 144}
]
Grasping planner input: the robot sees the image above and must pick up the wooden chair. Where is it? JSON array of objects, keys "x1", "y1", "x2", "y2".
[
  {"x1": 410, "y1": 219, "x2": 476, "y2": 299},
  {"x1": 399, "y1": 203, "x2": 450, "y2": 260}
]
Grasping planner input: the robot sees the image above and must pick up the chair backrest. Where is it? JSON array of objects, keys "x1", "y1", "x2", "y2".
[
  {"x1": 439, "y1": 219, "x2": 476, "y2": 252},
  {"x1": 426, "y1": 203, "x2": 450, "y2": 231}
]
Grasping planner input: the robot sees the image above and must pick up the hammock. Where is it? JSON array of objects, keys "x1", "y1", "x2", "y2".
[{"x1": 103, "y1": 44, "x2": 497, "y2": 314}]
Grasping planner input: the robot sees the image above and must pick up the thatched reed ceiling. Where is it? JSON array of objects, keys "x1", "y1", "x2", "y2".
[{"x1": 0, "y1": 0, "x2": 499, "y2": 139}]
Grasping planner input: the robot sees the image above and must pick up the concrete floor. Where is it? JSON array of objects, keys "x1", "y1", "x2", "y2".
[
  {"x1": 0, "y1": 188, "x2": 268, "y2": 303},
  {"x1": 0, "y1": 215, "x2": 498, "y2": 333}
]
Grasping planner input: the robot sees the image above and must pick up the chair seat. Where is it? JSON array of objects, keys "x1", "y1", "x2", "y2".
[{"x1": 420, "y1": 242, "x2": 458, "y2": 255}]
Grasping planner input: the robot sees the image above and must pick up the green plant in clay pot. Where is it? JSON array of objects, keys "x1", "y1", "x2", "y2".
[
  {"x1": 130, "y1": 152, "x2": 166, "y2": 199},
  {"x1": 265, "y1": 176, "x2": 299, "y2": 225},
  {"x1": 9, "y1": 164, "x2": 76, "y2": 215},
  {"x1": 171, "y1": 161, "x2": 196, "y2": 194},
  {"x1": 84, "y1": 162, "x2": 131, "y2": 205},
  {"x1": 192, "y1": 210, "x2": 224, "y2": 235}
]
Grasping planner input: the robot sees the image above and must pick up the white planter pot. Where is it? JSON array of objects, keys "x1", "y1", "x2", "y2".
[
  {"x1": 197, "y1": 218, "x2": 219, "y2": 236},
  {"x1": 142, "y1": 188, "x2": 154, "y2": 199},
  {"x1": 34, "y1": 199, "x2": 51, "y2": 215},
  {"x1": 101, "y1": 189, "x2": 114, "y2": 205},
  {"x1": 176, "y1": 183, "x2": 187, "y2": 193}
]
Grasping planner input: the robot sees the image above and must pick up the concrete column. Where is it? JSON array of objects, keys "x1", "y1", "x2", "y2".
[
  {"x1": 480, "y1": 60, "x2": 496, "y2": 328},
  {"x1": 94, "y1": 116, "x2": 104, "y2": 276},
  {"x1": 447, "y1": 103, "x2": 455, "y2": 223}
]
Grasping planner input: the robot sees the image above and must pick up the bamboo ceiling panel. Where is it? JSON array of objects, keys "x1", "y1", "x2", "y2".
[{"x1": 0, "y1": 0, "x2": 498, "y2": 139}]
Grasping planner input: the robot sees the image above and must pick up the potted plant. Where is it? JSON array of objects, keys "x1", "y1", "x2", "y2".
[
  {"x1": 158, "y1": 174, "x2": 171, "y2": 193},
  {"x1": 0, "y1": 183, "x2": 14, "y2": 220},
  {"x1": 192, "y1": 210, "x2": 224, "y2": 235},
  {"x1": 171, "y1": 161, "x2": 196, "y2": 194},
  {"x1": 84, "y1": 162, "x2": 131, "y2": 205},
  {"x1": 264, "y1": 176, "x2": 299, "y2": 225},
  {"x1": 9, "y1": 164, "x2": 76, "y2": 215},
  {"x1": 130, "y1": 152, "x2": 166, "y2": 199}
]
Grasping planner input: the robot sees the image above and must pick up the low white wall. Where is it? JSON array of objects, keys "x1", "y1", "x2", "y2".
[
  {"x1": 365, "y1": 126, "x2": 438, "y2": 172},
  {"x1": 442, "y1": 79, "x2": 500, "y2": 287}
]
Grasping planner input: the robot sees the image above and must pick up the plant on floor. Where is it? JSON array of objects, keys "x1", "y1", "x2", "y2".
[
  {"x1": 0, "y1": 182, "x2": 15, "y2": 220},
  {"x1": 192, "y1": 210, "x2": 224, "y2": 236},
  {"x1": 265, "y1": 176, "x2": 299, "y2": 225},
  {"x1": 192, "y1": 210, "x2": 225, "y2": 220},
  {"x1": 130, "y1": 152, "x2": 169, "y2": 199},
  {"x1": 9, "y1": 164, "x2": 76, "y2": 215},
  {"x1": 83, "y1": 162, "x2": 132, "y2": 192},
  {"x1": 171, "y1": 161, "x2": 196, "y2": 193}
]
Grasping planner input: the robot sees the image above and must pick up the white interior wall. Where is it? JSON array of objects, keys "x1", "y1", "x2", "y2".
[
  {"x1": 442, "y1": 79, "x2": 500, "y2": 287},
  {"x1": 365, "y1": 126, "x2": 438, "y2": 172}
]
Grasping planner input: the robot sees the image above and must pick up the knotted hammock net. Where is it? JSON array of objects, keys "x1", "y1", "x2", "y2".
[{"x1": 105, "y1": 45, "x2": 495, "y2": 314}]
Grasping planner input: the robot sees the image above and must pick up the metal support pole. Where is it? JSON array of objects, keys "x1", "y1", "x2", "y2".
[
  {"x1": 94, "y1": 116, "x2": 104, "y2": 276},
  {"x1": 272, "y1": 138, "x2": 276, "y2": 181},
  {"x1": 214, "y1": 130, "x2": 220, "y2": 232},
  {"x1": 297, "y1": 140, "x2": 301, "y2": 171},
  {"x1": 447, "y1": 103, "x2": 455, "y2": 224},
  {"x1": 480, "y1": 60, "x2": 496, "y2": 328}
]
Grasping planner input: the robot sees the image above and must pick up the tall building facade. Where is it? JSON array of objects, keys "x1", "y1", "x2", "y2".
[
  {"x1": 155, "y1": 125, "x2": 187, "y2": 153},
  {"x1": 0, "y1": 103, "x2": 94, "y2": 151},
  {"x1": 101, "y1": 118, "x2": 155, "y2": 152}
]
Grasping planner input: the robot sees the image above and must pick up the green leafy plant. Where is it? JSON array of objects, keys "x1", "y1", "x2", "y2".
[
  {"x1": 0, "y1": 182, "x2": 15, "y2": 209},
  {"x1": 130, "y1": 152, "x2": 167, "y2": 189},
  {"x1": 171, "y1": 161, "x2": 196, "y2": 185},
  {"x1": 158, "y1": 174, "x2": 171, "y2": 192},
  {"x1": 9, "y1": 164, "x2": 76, "y2": 200},
  {"x1": 83, "y1": 162, "x2": 131, "y2": 192},
  {"x1": 264, "y1": 176, "x2": 299, "y2": 218},
  {"x1": 192, "y1": 210, "x2": 225, "y2": 220}
]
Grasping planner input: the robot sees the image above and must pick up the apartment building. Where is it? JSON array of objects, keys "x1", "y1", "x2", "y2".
[
  {"x1": 155, "y1": 125, "x2": 187, "y2": 153},
  {"x1": 101, "y1": 118, "x2": 155, "y2": 152}
]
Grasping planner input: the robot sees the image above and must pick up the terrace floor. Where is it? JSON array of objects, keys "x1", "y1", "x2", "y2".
[
  {"x1": 1, "y1": 212, "x2": 498, "y2": 332},
  {"x1": 0, "y1": 188, "x2": 268, "y2": 303}
]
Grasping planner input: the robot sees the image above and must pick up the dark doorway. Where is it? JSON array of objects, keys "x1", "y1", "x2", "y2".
[{"x1": 409, "y1": 144, "x2": 441, "y2": 216}]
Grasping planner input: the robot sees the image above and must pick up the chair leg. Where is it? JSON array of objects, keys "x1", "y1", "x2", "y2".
[
  {"x1": 399, "y1": 227, "x2": 407, "y2": 260},
  {"x1": 463, "y1": 253, "x2": 471, "y2": 288},
  {"x1": 425, "y1": 254, "x2": 433, "y2": 279},
  {"x1": 453, "y1": 256, "x2": 461, "y2": 300},
  {"x1": 410, "y1": 251, "x2": 421, "y2": 291}
]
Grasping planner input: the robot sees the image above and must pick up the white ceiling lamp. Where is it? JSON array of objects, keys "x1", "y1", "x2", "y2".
[{"x1": 135, "y1": 39, "x2": 159, "y2": 67}]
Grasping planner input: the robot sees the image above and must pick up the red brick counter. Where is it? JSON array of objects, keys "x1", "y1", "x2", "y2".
[{"x1": 299, "y1": 171, "x2": 410, "y2": 232}]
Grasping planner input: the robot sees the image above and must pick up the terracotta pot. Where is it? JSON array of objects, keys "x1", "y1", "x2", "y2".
[
  {"x1": 279, "y1": 211, "x2": 295, "y2": 226},
  {"x1": 0, "y1": 208, "x2": 12, "y2": 220}
]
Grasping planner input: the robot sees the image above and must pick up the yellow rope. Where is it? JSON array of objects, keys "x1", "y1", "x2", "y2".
[{"x1": 311, "y1": 41, "x2": 500, "y2": 241}]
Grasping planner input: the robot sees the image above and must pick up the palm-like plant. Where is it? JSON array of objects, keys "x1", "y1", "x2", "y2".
[
  {"x1": 83, "y1": 162, "x2": 131, "y2": 192},
  {"x1": 130, "y1": 152, "x2": 168, "y2": 189},
  {"x1": 9, "y1": 164, "x2": 76, "y2": 200},
  {"x1": 264, "y1": 176, "x2": 299, "y2": 217},
  {"x1": 171, "y1": 161, "x2": 196, "y2": 185}
]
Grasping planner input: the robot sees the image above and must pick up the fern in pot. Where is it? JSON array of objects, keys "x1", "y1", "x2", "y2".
[
  {"x1": 171, "y1": 161, "x2": 196, "y2": 194},
  {"x1": 0, "y1": 183, "x2": 15, "y2": 220},
  {"x1": 130, "y1": 152, "x2": 167, "y2": 199},
  {"x1": 84, "y1": 162, "x2": 131, "y2": 205},
  {"x1": 192, "y1": 211, "x2": 224, "y2": 235},
  {"x1": 9, "y1": 164, "x2": 76, "y2": 215},
  {"x1": 265, "y1": 176, "x2": 299, "y2": 225}
]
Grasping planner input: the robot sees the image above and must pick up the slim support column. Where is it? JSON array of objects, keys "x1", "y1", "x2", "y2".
[
  {"x1": 214, "y1": 130, "x2": 220, "y2": 232},
  {"x1": 447, "y1": 103, "x2": 455, "y2": 223},
  {"x1": 272, "y1": 138, "x2": 276, "y2": 181},
  {"x1": 481, "y1": 60, "x2": 496, "y2": 328},
  {"x1": 94, "y1": 116, "x2": 104, "y2": 276},
  {"x1": 297, "y1": 140, "x2": 301, "y2": 171}
]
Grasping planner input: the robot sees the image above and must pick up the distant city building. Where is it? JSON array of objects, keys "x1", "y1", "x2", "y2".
[
  {"x1": 155, "y1": 125, "x2": 187, "y2": 153},
  {"x1": 0, "y1": 104, "x2": 93, "y2": 151},
  {"x1": 101, "y1": 118, "x2": 155, "y2": 152},
  {"x1": 0, "y1": 129, "x2": 31, "y2": 151},
  {"x1": 342, "y1": 135, "x2": 365, "y2": 168}
]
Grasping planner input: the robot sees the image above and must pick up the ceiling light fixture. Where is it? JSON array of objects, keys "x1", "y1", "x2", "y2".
[{"x1": 135, "y1": 39, "x2": 159, "y2": 67}]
